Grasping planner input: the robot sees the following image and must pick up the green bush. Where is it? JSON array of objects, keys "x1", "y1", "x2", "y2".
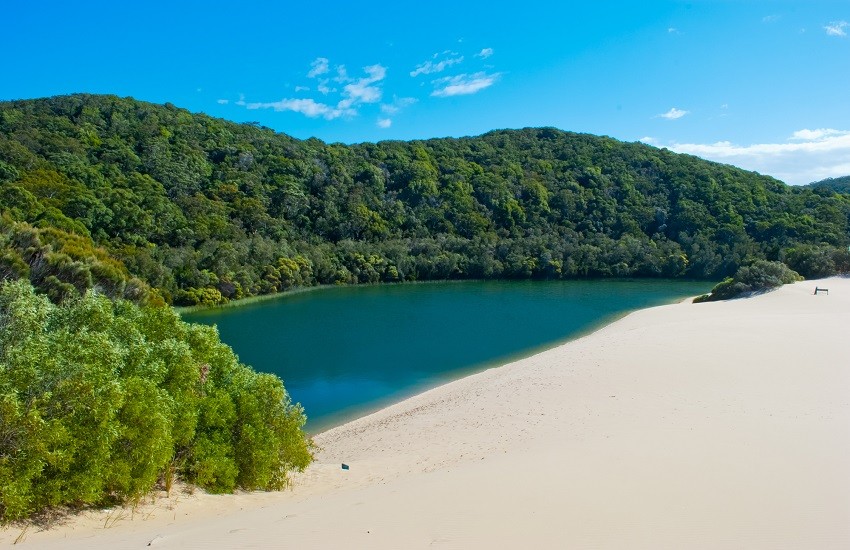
[
  {"x1": 173, "y1": 287, "x2": 228, "y2": 307},
  {"x1": 0, "y1": 280, "x2": 311, "y2": 522},
  {"x1": 782, "y1": 244, "x2": 850, "y2": 279},
  {"x1": 695, "y1": 260, "x2": 803, "y2": 302}
]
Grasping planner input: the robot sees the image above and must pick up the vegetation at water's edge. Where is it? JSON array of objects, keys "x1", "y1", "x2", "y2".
[
  {"x1": 694, "y1": 260, "x2": 804, "y2": 302},
  {"x1": 2, "y1": 94, "x2": 850, "y2": 307},
  {"x1": 0, "y1": 279, "x2": 312, "y2": 523}
]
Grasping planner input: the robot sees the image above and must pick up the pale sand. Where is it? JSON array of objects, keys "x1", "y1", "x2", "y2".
[{"x1": 4, "y1": 278, "x2": 849, "y2": 549}]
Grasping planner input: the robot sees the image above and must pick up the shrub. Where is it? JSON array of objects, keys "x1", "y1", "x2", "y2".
[
  {"x1": 695, "y1": 260, "x2": 802, "y2": 302},
  {"x1": 173, "y1": 287, "x2": 228, "y2": 307},
  {"x1": 0, "y1": 280, "x2": 311, "y2": 522}
]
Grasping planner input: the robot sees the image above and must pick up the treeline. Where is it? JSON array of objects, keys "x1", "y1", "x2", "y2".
[
  {"x1": 807, "y1": 175, "x2": 850, "y2": 194},
  {"x1": 1, "y1": 94, "x2": 849, "y2": 305},
  {"x1": 0, "y1": 279, "x2": 312, "y2": 522}
]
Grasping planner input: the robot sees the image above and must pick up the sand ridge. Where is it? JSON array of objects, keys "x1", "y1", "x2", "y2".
[{"x1": 4, "y1": 278, "x2": 849, "y2": 549}]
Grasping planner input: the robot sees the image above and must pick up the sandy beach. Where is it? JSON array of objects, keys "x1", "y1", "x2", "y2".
[{"x1": 5, "y1": 277, "x2": 849, "y2": 549}]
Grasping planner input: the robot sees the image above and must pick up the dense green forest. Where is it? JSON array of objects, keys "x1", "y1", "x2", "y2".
[
  {"x1": 807, "y1": 175, "x2": 850, "y2": 194},
  {"x1": 1, "y1": 94, "x2": 849, "y2": 306}
]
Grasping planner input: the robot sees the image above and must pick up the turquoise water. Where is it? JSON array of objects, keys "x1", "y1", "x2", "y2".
[{"x1": 184, "y1": 280, "x2": 710, "y2": 432}]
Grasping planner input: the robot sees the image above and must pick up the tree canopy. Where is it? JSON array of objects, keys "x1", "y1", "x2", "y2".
[
  {"x1": 806, "y1": 175, "x2": 850, "y2": 194},
  {"x1": 1, "y1": 94, "x2": 849, "y2": 305}
]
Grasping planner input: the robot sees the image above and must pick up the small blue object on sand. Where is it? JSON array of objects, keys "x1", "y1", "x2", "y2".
[{"x1": 341, "y1": 463, "x2": 349, "y2": 470}]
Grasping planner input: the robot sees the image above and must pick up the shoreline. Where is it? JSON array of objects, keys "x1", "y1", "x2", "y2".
[
  {"x1": 175, "y1": 276, "x2": 710, "y2": 315},
  {"x1": 174, "y1": 282, "x2": 334, "y2": 315},
  {"x1": 7, "y1": 278, "x2": 849, "y2": 549},
  {"x1": 175, "y1": 279, "x2": 489, "y2": 315},
  {"x1": 185, "y1": 278, "x2": 711, "y2": 434},
  {"x1": 307, "y1": 298, "x2": 682, "y2": 436}
]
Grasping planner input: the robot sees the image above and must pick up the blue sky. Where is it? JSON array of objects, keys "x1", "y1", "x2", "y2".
[{"x1": 3, "y1": 1, "x2": 849, "y2": 184}]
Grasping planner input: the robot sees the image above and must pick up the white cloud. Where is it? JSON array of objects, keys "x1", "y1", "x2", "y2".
[
  {"x1": 639, "y1": 136, "x2": 657, "y2": 145},
  {"x1": 364, "y1": 64, "x2": 386, "y2": 81},
  {"x1": 791, "y1": 128, "x2": 847, "y2": 141},
  {"x1": 381, "y1": 96, "x2": 417, "y2": 115},
  {"x1": 240, "y1": 61, "x2": 387, "y2": 121},
  {"x1": 307, "y1": 57, "x2": 330, "y2": 78},
  {"x1": 476, "y1": 48, "x2": 494, "y2": 59},
  {"x1": 762, "y1": 14, "x2": 780, "y2": 23},
  {"x1": 824, "y1": 21, "x2": 848, "y2": 36},
  {"x1": 245, "y1": 98, "x2": 355, "y2": 120},
  {"x1": 657, "y1": 129, "x2": 850, "y2": 185},
  {"x1": 337, "y1": 64, "x2": 386, "y2": 109},
  {"x1": 216, "y1": 99, "x2": 229, "y2": 105},
  {"x1": 335, "y1": 65, "x2": 351, "y2": 83},
  {"x1": 317, "y1": 79, "x2": 334, "y2": 95},
  {"x1": 377, "y1": 118, "x2": 392, "y2": 129},
  {"x1": 337, "y1": 84, "x2": 379, "y2": 108},
  {"x1": 411, "y1": 54, "x2": 464, "y2": 77},
  {"x1": 431, "y1": 72, "x2": 500, "y2": 97},
  {"x1": 658, "y1": 107, "x2": 689, "y2": 120},
  {"x1": 667, "y1": 27, "x2": 679, "y2": 34}
]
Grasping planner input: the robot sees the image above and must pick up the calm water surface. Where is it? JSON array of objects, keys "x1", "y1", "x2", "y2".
[{"x1": 184, "y1": 280, "x2": 710, "y2": 432}]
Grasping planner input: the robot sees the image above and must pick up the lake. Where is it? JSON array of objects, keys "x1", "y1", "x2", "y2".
[{"x1": 184, "y1": 279, "x2": 711, "y2": 432}]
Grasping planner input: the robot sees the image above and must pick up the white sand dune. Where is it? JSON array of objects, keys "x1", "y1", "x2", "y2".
[{"x1": 5, "y1": 278, "x2": 849, "y2": 549}]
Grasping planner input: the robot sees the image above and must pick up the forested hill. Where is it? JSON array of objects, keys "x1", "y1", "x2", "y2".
[
  {"x1": 807, "y1": 176, "x2": 850, "y2": 194},
  {"x1": 1, "y1": 94, "x2": 849, "y2": 305}
]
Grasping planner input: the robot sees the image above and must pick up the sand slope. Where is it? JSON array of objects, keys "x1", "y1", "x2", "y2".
[{"x1": 5, "y1": 278, "x2": 849, "y2": 549}]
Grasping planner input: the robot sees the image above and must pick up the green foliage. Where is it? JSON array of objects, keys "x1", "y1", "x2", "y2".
[
  {"x1": 1, "y1": 94, "x2": 849, "y2": 305},
  {"x1": 0, "y1": 279, "x2": 312, "y2": 522},
  {"x1": 806, "y1": 175, "x2": 850, "y2": 194},
  {"x1": 173, "y1": 286, "x2": 227, "y2": 307},
  {"x1": 782, "y1": 244, "x2": 850, "y2": 279},
  {"x1": 0, "y1": 215, "x2": 156, "y2": 305},
  {"x1": 695, "y1": 260, "x2": 803, "y2": 302}
]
